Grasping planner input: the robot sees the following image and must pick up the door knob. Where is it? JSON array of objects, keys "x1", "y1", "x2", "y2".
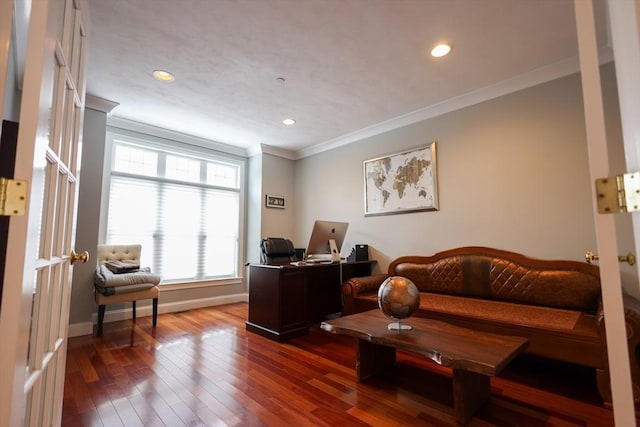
[
  {"x1": 585, "y1": 250, "x2": 636, "y2": 266},
  {"x1": 70, "y1": 249, "x2": 89, "y2": 265}
]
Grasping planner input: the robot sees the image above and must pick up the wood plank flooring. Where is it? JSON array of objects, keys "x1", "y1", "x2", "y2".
[{"x1": 62, "y1": 303, "x2": 630, "y2": 426}]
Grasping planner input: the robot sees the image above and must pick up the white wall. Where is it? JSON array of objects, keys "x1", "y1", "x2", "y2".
[{"x1": 293, "y1": 64, "x2": 629, "y2": 278}]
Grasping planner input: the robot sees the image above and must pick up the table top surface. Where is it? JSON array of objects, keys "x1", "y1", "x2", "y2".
[{"x1": 321, "y1": 310, "x2": 528, "y2": 376}]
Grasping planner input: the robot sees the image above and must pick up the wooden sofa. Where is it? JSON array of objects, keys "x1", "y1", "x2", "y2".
[{"x1": 342, "y1": 246, "x2": 640, "y2": 405}]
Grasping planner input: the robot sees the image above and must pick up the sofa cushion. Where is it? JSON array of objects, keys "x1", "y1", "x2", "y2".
[
  {"x1": 353, "y1": 292, "x2": 599, "y2": 338},
  {"x1": 421, "y1": 293, "x2": 598, "y2": 334}
]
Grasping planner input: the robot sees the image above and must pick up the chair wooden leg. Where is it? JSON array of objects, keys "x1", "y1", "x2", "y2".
[
  {"x1": 153, "y1": 298, "x2": 158, "y2": 327},
  {"x1": 97, "y1": 305, "x2": 105, "y2": 336},
  {"x1": 132, "y1": 300, "x2": 136, "y2": 321}
]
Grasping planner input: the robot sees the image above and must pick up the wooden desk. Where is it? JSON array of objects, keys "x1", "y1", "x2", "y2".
[
  {"x1": 321, "y1": 310, "x2": 528, "y2": 425},
  {"x1": 246, "y1": 261, "x2": 374, "y2": 342}
]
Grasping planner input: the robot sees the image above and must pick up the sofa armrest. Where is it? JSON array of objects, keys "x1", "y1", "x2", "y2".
[
  {"x1": 342, "y1": 274, "x2": 388, "y2": 315},
  {"x1": 597, "y1": 293, "x2": 640, "y2": 340}
]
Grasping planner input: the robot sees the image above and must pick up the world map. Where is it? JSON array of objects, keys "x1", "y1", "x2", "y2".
[{"x1": 364, "y1": 145, "x2": 437, "y2": 215}]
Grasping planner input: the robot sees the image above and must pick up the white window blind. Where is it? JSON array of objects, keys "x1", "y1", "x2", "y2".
[{"x1": 106, "y1": 138, "x2": 241, "y2": 283}]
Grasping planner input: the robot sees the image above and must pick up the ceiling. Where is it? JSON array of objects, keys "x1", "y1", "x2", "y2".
[{"x1": 86, "y1": 0, "x2": 609, "y2": 158}]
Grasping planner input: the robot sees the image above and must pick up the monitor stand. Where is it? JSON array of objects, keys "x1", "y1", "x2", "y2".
[
  {"x1": 328, "y1": 238, "x2": 340, "y2": 262},
  {"x1": 306, "y1": 239, "x2": 341, "y2": 263}
]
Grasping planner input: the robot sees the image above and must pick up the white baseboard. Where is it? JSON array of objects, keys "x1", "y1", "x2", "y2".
[
  {"x1": 68, "y1": 322, "x2": 94, "y2": 338},
  {"x1": 67, "y1": 293, "x2": 248, "y2": 338}
]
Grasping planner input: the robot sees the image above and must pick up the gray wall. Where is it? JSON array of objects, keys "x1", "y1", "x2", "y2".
[
  {"x1": 70, "y1": 62, "x2": 635, "y2": 334},
  {"x1": 261, "y1": 153, "x2": 296, "y2": 242},
  {"x1": 69, "y1": 108, "x2": 108, "y2": 329},
  {"x1": 292, "y1": 64, "x2": 630, "y2": 280},
  {"x1": 246, "y1": 152, "x2": 297, "y2": 263}
]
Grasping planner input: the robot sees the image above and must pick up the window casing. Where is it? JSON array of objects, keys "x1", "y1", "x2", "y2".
[{"x1": 104, "y1": 131, "x2": 244, "y2": 284}]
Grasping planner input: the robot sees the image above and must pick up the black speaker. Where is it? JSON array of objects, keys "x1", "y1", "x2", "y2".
[{"x1": 355, "y1": 244, "x2": 368, "y2": 261}]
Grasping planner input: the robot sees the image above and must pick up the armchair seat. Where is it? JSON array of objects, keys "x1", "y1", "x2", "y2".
[{"x1": 94, "y1": 244, "x2": 160, "y2": 336}]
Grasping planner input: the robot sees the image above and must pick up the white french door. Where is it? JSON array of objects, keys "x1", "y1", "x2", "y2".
[
  {"x1": 576, "y1": 0, "x2": 640, "y2": 425},
  {"x1": 0, "y1": 0, "x2": 89, "y2": 426}
]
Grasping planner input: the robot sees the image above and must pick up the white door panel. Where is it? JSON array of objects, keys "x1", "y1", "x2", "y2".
[
  {"x1": 577, "y1": 0, "x2": 640, "y2": 425},
  {"x1": 0, "y1": 0, "x2": 89, "y2": 426}
]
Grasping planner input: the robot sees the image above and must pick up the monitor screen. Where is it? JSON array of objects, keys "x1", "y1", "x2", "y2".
[{"x1": 305, "y1": 220, "x2": 349, "y2": 260}]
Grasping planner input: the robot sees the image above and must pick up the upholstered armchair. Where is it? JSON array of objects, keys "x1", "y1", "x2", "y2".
[{"x1": 94, "y1": 244, "x2": 160, "y2": 336}]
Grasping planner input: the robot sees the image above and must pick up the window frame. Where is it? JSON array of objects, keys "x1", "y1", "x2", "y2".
[{"x1": 100, "y1": 126, "x2": 246, "y2": 288}]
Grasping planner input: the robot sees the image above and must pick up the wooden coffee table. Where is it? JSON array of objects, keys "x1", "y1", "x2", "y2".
[{"x1": 320, "y1": 310, "x2": 528, "y2": 425}]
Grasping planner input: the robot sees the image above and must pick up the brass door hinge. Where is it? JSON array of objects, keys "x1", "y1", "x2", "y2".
[
  {"x1": 0, "y1": 177, "x2": 28, "y2": 216},
  {"x1": 595, "y1": 172, "x2": 640, "y2": 214}
]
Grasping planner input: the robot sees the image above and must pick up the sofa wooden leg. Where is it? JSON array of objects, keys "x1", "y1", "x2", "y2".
[
  {"x1": 153, "y1": 298, "x2": 158, "y2": 327},
  {"x1": 97, "y1": 305, "x2": 105, "y2": 336},
  {"x1": 596, "y1": 368, "x2": 613, "y2": 407},
  {"x1": 597, "y1": 367, "x2": 640, "y2": 408},
  {"x1": 132, "y1": 300, "x2": 136, "y2": 321}
]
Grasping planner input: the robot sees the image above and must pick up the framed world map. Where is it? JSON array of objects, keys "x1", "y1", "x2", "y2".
[{"x1": 363, "y1": 142, "x2": 438, "y2": 216}]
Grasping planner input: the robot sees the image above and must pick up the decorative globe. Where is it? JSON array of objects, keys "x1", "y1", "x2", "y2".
[{"x1": 377, "y1": 276, "x2": 420, "y2": 331}]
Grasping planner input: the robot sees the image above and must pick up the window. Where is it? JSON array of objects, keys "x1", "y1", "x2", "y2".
[{"x1": 105, "y1": 134, "x2": 243, "y2": 283}]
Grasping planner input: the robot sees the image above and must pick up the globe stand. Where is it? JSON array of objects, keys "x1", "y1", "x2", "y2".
[{"x1": 387, "y1": 318, "x2": 413, "y2": 331}]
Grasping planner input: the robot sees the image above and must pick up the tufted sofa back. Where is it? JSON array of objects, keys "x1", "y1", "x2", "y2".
[
  {"x1": 390, "y1": 247, "x2": 601, "y2": 312},
  {"x1": 97, "y1": 244, "x2": 142, "y2": 266}
]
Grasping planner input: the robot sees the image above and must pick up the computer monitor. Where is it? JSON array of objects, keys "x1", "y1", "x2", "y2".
[{"x1": 305, "y1": 220, "x2": 349, "y2": 262}]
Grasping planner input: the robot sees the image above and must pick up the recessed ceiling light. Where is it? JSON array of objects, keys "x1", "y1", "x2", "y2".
[
  {"x1": 283, "y1": 118, "x2": 296, "y2": 125},
  {"x1": 152, "y1": 70, "x2": 175, "y2": 82},
  {"x1": 430, "y1": 44, "x2": 452, "y2": 58}
]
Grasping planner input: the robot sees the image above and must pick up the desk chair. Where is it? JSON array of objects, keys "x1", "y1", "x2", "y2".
[{"x1": 94, "y1": 244, "x2": 160, "y2": 336}]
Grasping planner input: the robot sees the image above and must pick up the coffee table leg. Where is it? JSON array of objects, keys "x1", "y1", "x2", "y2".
[
  {"x1": 452, "y1": 369, "x2": 491, "y2": 425},
  {"x1": 356, "y1": 339, "x2": 396, "y2": 381}
]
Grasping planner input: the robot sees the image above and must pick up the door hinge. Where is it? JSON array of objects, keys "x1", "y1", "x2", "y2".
[
  {"x1": 595, "y1": 172, "x2": 640, "y2": 214},
  {"x1": 0, "y1": 177, "x2": 28, "y2": 216}
]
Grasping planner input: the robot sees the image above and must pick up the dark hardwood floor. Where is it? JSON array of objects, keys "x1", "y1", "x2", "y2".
[{"x1": 63, "y1": 303, "x2": 629, "y2": 426}]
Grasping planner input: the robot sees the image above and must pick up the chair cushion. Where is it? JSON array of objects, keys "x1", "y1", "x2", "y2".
[{"x1": 95, "y1": 285, "x2": 158, "y2": 305}]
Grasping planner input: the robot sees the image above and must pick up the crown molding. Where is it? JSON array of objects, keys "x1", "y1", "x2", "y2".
[
  {"x1": 85, "y1": 94, "x2": 120, "y2": 114},
  {"x1": 246, "y1": 144, "x2": 262, "y2": 158},
  {"x1": 244, "y1": 143, "x2": 297, "y2": 160},
  {"x1": 296, "y1": 48, "x2": 614, "y2": 159},
  {"x1": 106, "y1": 116, "x2": 249, "y2": 158},
  {"x1": 259, "y1": 144, "x2": 297, "y2": 160}
]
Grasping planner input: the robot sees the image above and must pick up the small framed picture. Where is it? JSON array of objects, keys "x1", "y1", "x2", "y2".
[{"x1": 265, "y1": 194, "x2": 286, "y2": 209}]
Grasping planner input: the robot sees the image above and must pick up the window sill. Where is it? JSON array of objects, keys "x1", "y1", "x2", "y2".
[{"x1": 159, "y1": 277, "x2": 243, "y2": 291}]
